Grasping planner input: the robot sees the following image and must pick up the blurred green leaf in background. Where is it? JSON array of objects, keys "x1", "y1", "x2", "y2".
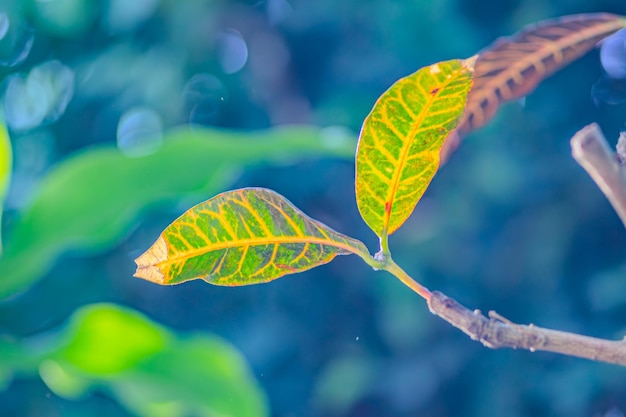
[
  {"x1": 0, "y1": 120, "x2": 11, "y2": 253},
  {"x1": 0, "y1": 303, "x2": 267, "y2": 417}
]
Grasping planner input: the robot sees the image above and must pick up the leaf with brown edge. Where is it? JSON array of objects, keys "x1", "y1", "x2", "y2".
[
  {"x1": 441, "y1": 12, "x2": 626, "y2": 161},
  {"x1": 355, "y1": 58, "x2": 474, "y2": 239},
  {"x1": 134, "y1": 188, "x2": 370, "y2": 286}
]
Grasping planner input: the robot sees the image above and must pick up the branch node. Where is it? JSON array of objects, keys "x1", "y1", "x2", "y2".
[{"x1": 488, "y1": 310, "x2": 514, "y2": 325}]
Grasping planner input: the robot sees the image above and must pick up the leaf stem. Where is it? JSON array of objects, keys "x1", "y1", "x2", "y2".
[
  {"x1": 383, "y1": 257, "x2": 432, "y2": 300},
  {"x1": 358, "y1": 239, "x2": 431, "y2": 299},
  {"x1": 379, "y1": 233, "x2": 390, "y2": 258}
]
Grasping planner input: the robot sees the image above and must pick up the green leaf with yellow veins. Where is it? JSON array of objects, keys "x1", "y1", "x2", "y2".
[
  {"x1": 135, "y1": 188, "x2": 371, "y2": 286},
  {"x1": 355, "y1": 58, "x2": 474, "y2": 239}
]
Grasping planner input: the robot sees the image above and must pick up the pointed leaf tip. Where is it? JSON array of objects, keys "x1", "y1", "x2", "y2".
[
  {"x1": 134, "y1": 188, "x2": 369, "y2": 286},
  {"x1": 463, "y1": 54, "x2": 478, "y2": 72},
  {"x1": 134, "y1": 236, "x2": 167, "y2": 284}
]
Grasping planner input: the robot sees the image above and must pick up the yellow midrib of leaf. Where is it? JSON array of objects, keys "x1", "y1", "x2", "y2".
[
  {"x1": 161, "y1": 235, "x2": 364, "y2": 265},
  {"x1": 382, "y1": 64, "x2": 458, "y2": 236}
]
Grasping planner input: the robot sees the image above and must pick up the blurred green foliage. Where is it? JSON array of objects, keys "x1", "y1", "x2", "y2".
[
  {"x1": 0, "y1": 125, "x2": 354, "y2": 299},
  {"x1": 0, "y1": 123, "x2": 10, "y2": 200},
  {"x1": 0, "y1": 303, "x2": 267, "y2": 417},
  {"x1": 0, "y1": 122, "x2": 10, "y2": 252}
]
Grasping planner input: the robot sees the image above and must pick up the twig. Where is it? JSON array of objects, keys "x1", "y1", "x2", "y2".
[
  {"x1": 415, "y1": 123, "x2": 626, "y2": 365},
  {"x1": 571, "y1": 123, "x2": 626, "y2": 227},
  {"x1": 428, "y1": 291, "x2": 626, "y2": 366}
]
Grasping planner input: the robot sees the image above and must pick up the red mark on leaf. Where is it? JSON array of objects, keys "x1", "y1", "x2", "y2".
[
  {"x1": 385, "y1": 201, "x2": 392, "y2": 213},
  {"x1": 430, "y1": 87, "x2": 440, "y2": 95},
  {"x1": 276, "y1": 263, "x2": 298, "y2": 272}
]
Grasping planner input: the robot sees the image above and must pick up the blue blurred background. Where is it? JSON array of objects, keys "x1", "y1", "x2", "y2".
[{"x1": 1, "y1": 0, "x2": 626, "y2": 416}]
